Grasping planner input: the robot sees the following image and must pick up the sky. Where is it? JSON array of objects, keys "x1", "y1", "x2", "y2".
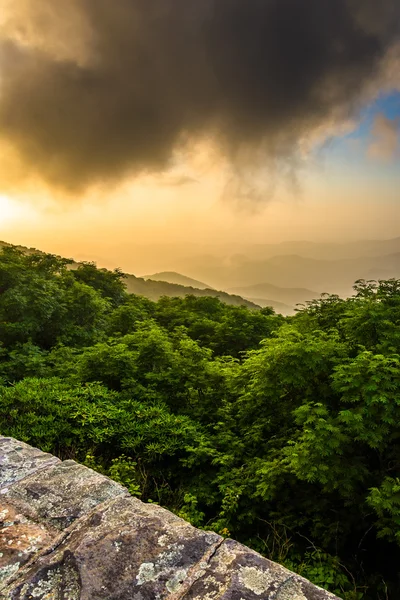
[{"x1": 0, "y1": 1, "x2": 399, "y2": 274}]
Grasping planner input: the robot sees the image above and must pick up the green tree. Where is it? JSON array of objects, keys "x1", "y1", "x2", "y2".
[{"x1": 72, "y1": 262, "x2": 128, "y2": 307}]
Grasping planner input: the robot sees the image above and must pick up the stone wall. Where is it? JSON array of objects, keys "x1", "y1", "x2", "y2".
[{"x1": 0, "y1": 436, "x2": 340, "y2": 599}]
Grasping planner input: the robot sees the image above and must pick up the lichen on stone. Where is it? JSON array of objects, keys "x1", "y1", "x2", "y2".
[
  {"x1": 0, "y1": 561, "x2": 20, "y2": 585},
  {"x1": 19, "y1": 564, "x2": 81, "y2": 600},
  {"x1": 274, "y1": 577, "x2": 309, "y2": 600},
  {"x1": 166, "y1": 567, "x2": 188, "y2": 593},
  {"x1": 238, "y1": 565, "x2": 274, "y2": 595},
  {"x1": 136, "y1": 562, "x2": 156, "y2": 585},
  {"x1": 157, "y1": 534, "x2": 168, "y2": 547}
]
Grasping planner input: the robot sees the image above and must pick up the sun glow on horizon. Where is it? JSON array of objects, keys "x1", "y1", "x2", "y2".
[
  {"x1": 0, "y1": 194, "x2": 41, "y2": 232},
  {"x1": 0, "y1": 195, "x2": 21, "y2": 224}
]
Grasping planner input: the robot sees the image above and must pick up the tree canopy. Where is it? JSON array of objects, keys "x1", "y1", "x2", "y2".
[{"x1": 1, "y1": 245, "x2": 400, "y2": 599}]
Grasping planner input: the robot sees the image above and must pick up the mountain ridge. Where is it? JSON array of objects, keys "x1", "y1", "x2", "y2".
[
  {"x1": 0, "y1": 241, "x2": 260, "y2": 311},
  {"x1": 143, "y1": 271, "x2": 212, "y2": 290}
]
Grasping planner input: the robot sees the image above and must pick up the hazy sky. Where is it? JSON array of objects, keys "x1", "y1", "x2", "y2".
[{"x1": 0, "y1": 1, "x2": 399, "y2": 273}]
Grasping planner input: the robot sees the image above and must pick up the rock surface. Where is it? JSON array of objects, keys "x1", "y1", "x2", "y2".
[{"x1": 0, "y1": 436, "x2": 340, "y2": 599}]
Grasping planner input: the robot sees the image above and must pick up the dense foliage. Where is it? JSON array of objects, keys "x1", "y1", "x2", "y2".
[{"x1": 1, "y1": 245, "x2": 400, "y2": 599}]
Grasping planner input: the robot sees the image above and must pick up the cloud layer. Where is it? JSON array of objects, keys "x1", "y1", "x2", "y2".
[
  {"x1": 368, "y1": 114, "x2": 399, "y2": 161},
  {"x1": 0, "y1": 0, "x2": 399, "y2": 193}
]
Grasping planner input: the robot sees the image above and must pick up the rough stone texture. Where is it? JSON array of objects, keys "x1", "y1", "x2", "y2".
[
  {"x1": 0, "y1": 438, "x2": 59, "y2": 490},
  {"x1": 0, "y1": 437, "x2": 340, "y2": 599},
  {"x1": 4, "y1": 460, "x2": 130, "y2": 531}
]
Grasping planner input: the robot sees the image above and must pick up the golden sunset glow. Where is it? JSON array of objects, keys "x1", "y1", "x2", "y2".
[
  {"x1": 0, "y1": 195, "x2": 23, "y2": 224},
  {"x1": 0, "y1": 0, "x2": 399, "y2": 283}
]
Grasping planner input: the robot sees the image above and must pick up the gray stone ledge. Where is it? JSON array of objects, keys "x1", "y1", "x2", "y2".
[
  {"x1": 0, "y1": 438, "x2": 60, "y2": 491},
  {"x1": 0, "y1": 436, "x2": 340, "y2": 599}
]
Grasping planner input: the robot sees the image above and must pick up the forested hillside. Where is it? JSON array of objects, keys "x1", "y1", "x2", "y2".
[
  {"x1": 122, "y1": 272, "x2": 259, "y2": 308},
  {"x1": 1, "y1": 245, "x2": 400, "y2": 599},
  {"x1": 0, "y1": 241, "x2": 259, "y2": 310}
]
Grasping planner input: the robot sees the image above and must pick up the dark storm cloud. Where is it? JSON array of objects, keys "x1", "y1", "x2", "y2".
[{"x1": 0, "y1": 0, "x2": 399, "y2": 191}]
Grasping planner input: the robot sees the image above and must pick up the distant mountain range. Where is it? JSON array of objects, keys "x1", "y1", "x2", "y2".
[
  {"x1": 137, "y1": 239, "x2": 400, "y2": 313},
  {"x1": 120, "y1": 237, "x2": 400, "y2": 276},
  {"x1": 173, "y1": 251, "x2": 400, "y2": 296},
  {"x1": 144, "y1": 271, "x2": 212, "y2": 290},
  {"x1": 123, "y1": 273, "x2": 258, "y2": 309},
  {"x1": 227, "y1": 237, "x2": 400, "y2": 261},
  {"x1": 143, "y1": 273, "x2": 306, "y2": 315},
  {"x1": 2, "y1": 236, "x2": 400, "y2": 315},
  {"x1": 227, "y1": 282, "x2": 319, "y2": 314},
  {"x1": 242, "y1": 297, "x2": 294, "y2": 315}
]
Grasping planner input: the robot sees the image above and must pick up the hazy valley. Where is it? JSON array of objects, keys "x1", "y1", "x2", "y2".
[{"x1": 138, "y1": 237, "x2": 400, "y2": 313}]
